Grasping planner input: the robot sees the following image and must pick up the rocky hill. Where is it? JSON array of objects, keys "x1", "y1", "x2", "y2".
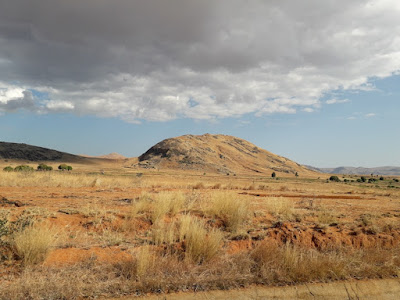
[
  {"x1": 0, "y1": 142, "x2": 87, "y2": 162},
  {"x1": 136, "y1": 134, "x2": 316, "y2": 176}
]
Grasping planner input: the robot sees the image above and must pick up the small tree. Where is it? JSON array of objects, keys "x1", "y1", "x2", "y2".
[
  {"x1": 295, "y1": 172, "x2": 299, "y2": 177},
  {"x1": 360, "y1": 176, "x2": 367, "y2": 183},
  {"x1": 67, "y1": 166, "x2": 72, "y2": 171},
  {"x1": 379, "y1": 176, "x2": 384, "y2": 181},
  {"x1": 271, "y1": 172, "x2": 276, "y2": 178},
  {"x1": 58, "y1": 164, "x2": 68, "y2": 171},
  {"x1": 329, "y1": 175, "x2": 340, "y2": 182}
]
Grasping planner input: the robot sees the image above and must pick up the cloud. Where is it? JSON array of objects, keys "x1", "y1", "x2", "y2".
[
  {"x1": 326, "y1": 99, "x2": 350, "y2": 105},
  {"x1": 0, "y1": 1, "x2": 400, "y2": 121},
  {"x1": 346, "y1": 112, "x2": 377, "y2": 120},
  {"x1": 0, "y1": 86, "x2": 36, "y2": 112},
  {"x1": 365, "y1": 113, "x2": 376, "y2": 118}
]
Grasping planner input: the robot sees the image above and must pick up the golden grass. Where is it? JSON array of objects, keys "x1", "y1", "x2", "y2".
[
  {"x1": 1, "y1": 244, "x2": 399, "y2": 299},
  {"x1": 183, "y1": 216, "x2": 223, "y2": 264},
  {"x1": 1, "y1": 167, "x2": 400, "y2": 298},
  {"x1": 263, "y1": 197, "x2": 295, "y2": 221},
  {"x1": 208, "y1": 191, "x2": 250, "y2": 232},
  {"x1": 151, "y1": 191, "x2": 185, "y2": 223},
  {"x1": 135, "y1": 245, "x2": 155, "y2": 278},
  {"x1": 12, "y1": 223, "x2": 57, "y2": 266},
  {"x1": 151, "y1": 220, "x2": 177, "y2": 246}
]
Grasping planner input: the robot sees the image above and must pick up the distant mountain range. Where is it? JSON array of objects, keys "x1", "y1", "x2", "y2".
[{"x1": 307, "y1": 166, "x2": 400, "y2": 176}]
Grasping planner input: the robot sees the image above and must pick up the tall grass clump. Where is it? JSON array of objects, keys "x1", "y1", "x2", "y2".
[
  {"x1": 182, "y1": 216, "x2": 223, "y2": 264},
  {"x1": 251, "y1": 242, "x2": 347, "y2": 283},
  {"x1": 150, "y1": 191, "x2": 185, "y2": 223},
  {"x1": 208, "y1": 191, "x2": 249, "y2": 232},
  {"x1": 135, "y1": 245, "x2": 155, "y2": 278},
  {"x1": 151, "y1": 220, "x2": 177, "y2": 246},
  {"x1": 263, "y1": 197, "x2": 295, "y2": 221},
  {"x1": 12, "y1": 223, "x2": 57, "y2": 265}
]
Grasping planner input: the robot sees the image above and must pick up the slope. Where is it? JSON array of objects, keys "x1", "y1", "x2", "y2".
[{"x1": 136, "y1": 134, "x2": 316, "y2": 176}]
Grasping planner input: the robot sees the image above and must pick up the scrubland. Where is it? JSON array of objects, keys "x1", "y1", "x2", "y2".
[{"x1": 0, "y1": 167, "x2": 400, "y2": 299}]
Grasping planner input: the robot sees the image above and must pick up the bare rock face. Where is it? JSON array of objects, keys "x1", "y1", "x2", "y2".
[{"x1": 137, "y1": 134, "x2": 316, "y2": 175}]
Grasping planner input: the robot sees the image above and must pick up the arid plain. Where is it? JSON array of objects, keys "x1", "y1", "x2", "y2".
[{"x1": 0, "y1": 135, "x2": 399, "y2": 299}]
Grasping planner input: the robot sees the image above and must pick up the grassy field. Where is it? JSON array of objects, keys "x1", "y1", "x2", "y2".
[{"x1": 0, "y1": 164, "x2": 399, "y2": 299}]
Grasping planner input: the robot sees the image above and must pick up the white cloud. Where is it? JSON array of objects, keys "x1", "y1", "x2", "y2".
[
  {"x1": 0, "y1": 1, "x2": 399, "y2": 121},
  {"x1": 326, "y1": 99, "x2": 350, "y2": 105},
  {"x1": 45, "y1": 100, "x2": 74, "y2": 111},
  {"x1": 365, "y1": 113, "x2": 376, "y2": 118}
]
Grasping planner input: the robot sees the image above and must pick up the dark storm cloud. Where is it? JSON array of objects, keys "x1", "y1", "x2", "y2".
[{"x1": 0, "y1": 0, "x2": 399, "y2": 121}]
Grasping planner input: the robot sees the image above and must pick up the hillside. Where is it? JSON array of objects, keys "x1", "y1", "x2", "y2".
[
  {"x1": 80, "y1": 152, "x2": 127, "y2": 160},
  {"x1": 136, "y1": 134, "x2": 316, "y2": 176},
  {"x1": 0, "y1": 142, "x2": 87, "y2": 162},
  {"x1": 310, "y1": 166, "x2": 400, "y2": 176}
]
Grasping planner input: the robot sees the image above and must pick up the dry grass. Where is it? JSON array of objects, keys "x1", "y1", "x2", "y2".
[
  {"x1": 151, "y1": 220, "x2": 177, "y2": 246},
  {"x1": 251, "y1": 242, "x2": 348, "y2": 283},
  {"x1": 183, "y1": 216, "x2": 223, "y2": 264},
  {"x1": 208, "y1": 191, "x2": 250, "y2": 232},
  {"x1": 263, "y1": 197, "x2": 295, "y2": 221},
  {"x1": 1, "y1": 167, "x2": 400, "y2": 298},
  {"x1": 12, "y1": 223, "x2": 57, "y2": 266},
  {"x1": 151, "y1": 191, "x2": 185, "y2": 223},
  {"x1": 1, "y1": 244, "x2": 399, "y2": 299},
  {"x1": 135, "y1": 245, "x2": 155, "y2": 278}
]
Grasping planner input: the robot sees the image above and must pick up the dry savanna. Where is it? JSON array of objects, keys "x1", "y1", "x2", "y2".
[{"x1": 0, "y1": 134, "x2": 399, "y2": 299}]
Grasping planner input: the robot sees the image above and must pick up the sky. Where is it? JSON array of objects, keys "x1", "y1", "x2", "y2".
[{"x1": 0, "y1": 0, "x2": 399, "y2": 167}]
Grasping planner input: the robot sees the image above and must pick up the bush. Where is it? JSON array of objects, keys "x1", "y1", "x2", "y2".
[
  {"x1": 14, "y1": 165, "x2": 34, "y2": 172},
  {"x1": 37, "y1": 164, "x2": 53, "y2": 171},
  {"x1": 360, "y1": 176, "x2": 367, "y2": 182},
  {"x1": 379, "y1": 176, "x2": 384, "y2": 181},
  {"x1": 329, "y1": 175, "x2": 340, "y2": 182},
  {"x1": 271, "y1": 172, "x2": 276, "y2": 178},
  {"x1": 58, "y1": 164, "x2": 72, "y2": 171},
  {"x1": 393, "y1": 178, "x2": 399, "y2": 183},
  {"x1": 3, "y1": 166, "x2": 14, "y2": 172}
]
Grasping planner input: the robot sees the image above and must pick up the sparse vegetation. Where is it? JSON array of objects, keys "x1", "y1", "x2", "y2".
[{"x1": 0, "y1": 159, "x2": 399, "y2": 299}]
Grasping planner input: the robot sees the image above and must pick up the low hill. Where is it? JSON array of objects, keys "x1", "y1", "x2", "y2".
[
  {"x1": 310, "y1": 166, "x2": 400, "y2": 176},
  {"x1": 80, "y1": 152, "x2": 127, "y2": 160},
  {"x1": 136, "y1": 134, "x2": 316, "y2": 176},
  {"x1": 0, "y1": 142, "x2": 87, "y2": 162}
]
